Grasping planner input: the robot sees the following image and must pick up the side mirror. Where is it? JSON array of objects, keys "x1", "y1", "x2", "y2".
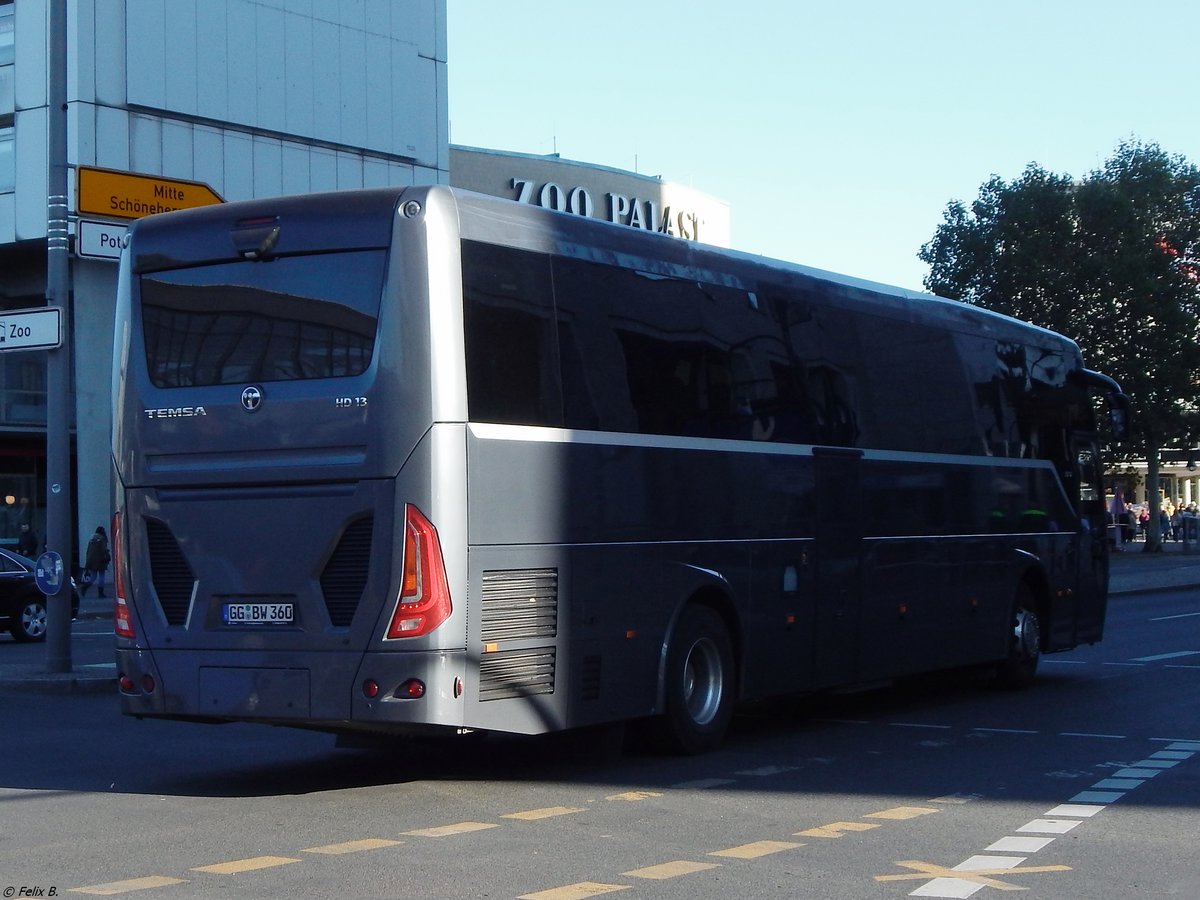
[
  {"x1": 1108, "y1": 402, "x2": 1130, "y2": 442},
  {"x1": 1075, "y1": 369, "x2": 1130, "y2": 442}
]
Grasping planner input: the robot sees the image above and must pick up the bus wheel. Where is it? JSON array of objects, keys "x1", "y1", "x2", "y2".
[
  {"x1": 656, "y1": 605, "x2": 735, "y2": 754},
  {"x1": 997, "y1": 585, "x2": 1041, "y2": 689}
]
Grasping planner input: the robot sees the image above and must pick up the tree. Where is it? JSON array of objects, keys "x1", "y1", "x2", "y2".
[{"x1": 920, "y1": 140, "x2": 1200, "y2": 551}]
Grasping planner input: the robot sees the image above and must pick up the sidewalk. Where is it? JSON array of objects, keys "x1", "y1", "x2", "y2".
[
  {"x1": 1108, "y1": 536, "x2": 1200, "y2": 595},
  {"x1": 0, "y1": 587, "x2": 116, "y2": 695}
]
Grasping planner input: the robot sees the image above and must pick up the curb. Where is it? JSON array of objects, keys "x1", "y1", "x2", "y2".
[
  {"x1": 1109, "y1": 582, "x2": 1200, "y2": 597},
  {"x1": 0, "y1": 670, "x2": 116, "y2": 695}
]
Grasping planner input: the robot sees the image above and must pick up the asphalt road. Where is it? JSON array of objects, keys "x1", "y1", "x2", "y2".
[{"x1": 1, "y1": 587, "x2": 1197, "y2": 899}]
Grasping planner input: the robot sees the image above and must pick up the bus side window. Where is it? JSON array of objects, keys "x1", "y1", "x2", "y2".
[{"x1": 462, "y1": 241, "x2": 563, "y2": 427}]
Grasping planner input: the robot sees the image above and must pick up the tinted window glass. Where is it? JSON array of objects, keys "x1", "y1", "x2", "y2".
[
  {"x1": 762, "y1": 286, "x2": 862, "y2": 447},
  {"x1": 855, "y1": 314, "x2": 977, "y2": 454},
  {"x1": 140, "y1": 250, "x2": 385, "y2": 388},
  {"x1": 957, "y1": 334, "x2": 1078, "y2": 461},
  {"x1": 462, "y1": 241, "x2": 562, "y2": 426},
  {"x1": 553, "y1": 256, "x2": 775, "y2": 440}
]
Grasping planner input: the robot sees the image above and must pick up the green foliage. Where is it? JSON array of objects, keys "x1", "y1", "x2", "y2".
[{"x1": 920, "y1": 140, "x2": 1200, "y2": 455}]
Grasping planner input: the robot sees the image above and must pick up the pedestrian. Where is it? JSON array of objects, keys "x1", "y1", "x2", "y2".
[
  {"x1": 1109, "y1": 487, "x2": 1126, "y2": 551},
  {"x1": 16, "y1": 522, "x2": 38, "y2": 557},
  {"x1": 80, "y1": 526, "x2": 110, "y2": 598}
]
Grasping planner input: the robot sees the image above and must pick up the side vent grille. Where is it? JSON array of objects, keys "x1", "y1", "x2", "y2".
[
  {"x1": 319, "y1": 517, "x2": 373, "y2": 627},
  {"x1": 145, "y1": 519, "x2": 195, "y2": 626},
  {"x1": 479, "y1": 648, "x2": 556, "y2": 702},
  {"x1": 480, "y1": 567, "x2": 558, "y2": 642},
  {"x1": 581, "y1": 654, "x2": 602, "y2": 701}
]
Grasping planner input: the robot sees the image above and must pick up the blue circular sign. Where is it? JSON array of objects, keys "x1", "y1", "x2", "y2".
[{"x1": 35, "y1": 550, "x2": 65, "y2": 595}]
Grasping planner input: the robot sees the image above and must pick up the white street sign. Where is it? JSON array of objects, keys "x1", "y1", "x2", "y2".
[
  {"x1": 77, "y1": 219, "x2": 130, "y2": 261},
  {"x1": 0, "y1": 307, "x2": 62, "y2": 352}
]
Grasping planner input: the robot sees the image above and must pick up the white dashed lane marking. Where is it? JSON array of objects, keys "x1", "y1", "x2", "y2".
[{"x1": 902, "y1": 741, "x2": 1200, "y2": 898}]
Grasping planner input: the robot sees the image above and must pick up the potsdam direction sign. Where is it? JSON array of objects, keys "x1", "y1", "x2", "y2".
[
  {"x1": 77, "y1": 166, "x2": 224, "y2": 220},
  {"x1": 0, "y1": 307, "x2": 62, "y2": 352},
  {"x1": 77, "y1": 219, "x2": 130, "y2": 261}
]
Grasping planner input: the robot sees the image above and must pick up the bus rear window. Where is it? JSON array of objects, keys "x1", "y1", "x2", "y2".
[{"x1": 139, "y1": 250, "x2": 386, "y2": 388}]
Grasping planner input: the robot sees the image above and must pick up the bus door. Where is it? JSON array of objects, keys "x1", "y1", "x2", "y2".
[
  {"x1": 812, "y1": 447, "x2": 864, "y2": 687},
  {"x1": 1071, "y1": 432, "x2": 1108, "y2": 643}
]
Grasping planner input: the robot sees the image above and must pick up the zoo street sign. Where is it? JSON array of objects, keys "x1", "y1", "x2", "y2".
[{"x1": 0, "y1": 307, "x2": 62, "y2": 352}]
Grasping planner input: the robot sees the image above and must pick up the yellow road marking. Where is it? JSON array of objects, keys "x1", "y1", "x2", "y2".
[
  {"x1": 875, "y1": 859, "x2": 1072, "y2": 889},
  {"x1": 518, "y1": 882, "x2": 632, "y2": 899},
  {"x1": 709, "y1": 840, "x2": 804, "y2": 859},
  {"x1": 191, "y1": 855, "x2": 302, "y2": 874},
  {"x1": 303, "y1": 838, "x2": 403, "y2": 854},
  {"x1": 796, "y1": 821, "x2": 881, "y2": 838},
  {"x1": 402, "y1": 821, "x2": 499, "y2": 837},
  {"x1": 70, "y1": 876, "x2": 188, "y2": 895},
  {"x1": 503, "y1": 806, "x2": 587, "y2": 820},
  {"x1": 865, "y1": 806, "x2": 940, "y2": 820},
  {"x1": 622, "y1": 860, "x2": 719, "y2": 879},
  {"x1": 605, "y1": 790, "x2": 663, "y2": 801}
]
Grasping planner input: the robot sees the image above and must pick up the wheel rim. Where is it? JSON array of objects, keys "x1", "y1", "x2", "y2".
[
  {"x1": 682, "y1": 637, "x2": 724, "y2": 726},
  {"x1": 1013, "y1": 606, "x2": 1040, "y2": 663},
  {"x1": 21, "y1": 601, "x2": 48, "y2": 638}
]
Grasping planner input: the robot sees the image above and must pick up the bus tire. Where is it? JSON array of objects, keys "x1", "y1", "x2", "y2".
[
  {"x1": 996, "y1": 584, "x2": 1041, "y2": 689},
  {"x1": 655, "y1": 605, "x2": 735, "y2": 754}
]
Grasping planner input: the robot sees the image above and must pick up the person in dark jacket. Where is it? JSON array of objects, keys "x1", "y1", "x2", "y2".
[
  {"x1": 81, "y1": 526, "x2": 110, "y2": 598},
  {"x1": 16, "y1": 523, "x2": 38, "y2": 557}
]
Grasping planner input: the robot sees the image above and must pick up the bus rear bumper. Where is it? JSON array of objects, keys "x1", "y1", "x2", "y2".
[{"x1": 116, "y1": 646, "x2": 468, "y2": 732}]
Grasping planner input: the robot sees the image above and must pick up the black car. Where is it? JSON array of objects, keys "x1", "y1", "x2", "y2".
[{"x1": 0, "y1": 547, "x2": 80, "y2": 642}]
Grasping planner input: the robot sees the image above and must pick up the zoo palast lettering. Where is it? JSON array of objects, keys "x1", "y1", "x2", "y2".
[{"x1": 511, "y1": 178, "x2": 705, "y2": 241}]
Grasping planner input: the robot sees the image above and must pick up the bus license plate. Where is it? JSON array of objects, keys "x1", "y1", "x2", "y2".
[{"x1": 223, "y1": 602, "x2": 294, "y2": 625}]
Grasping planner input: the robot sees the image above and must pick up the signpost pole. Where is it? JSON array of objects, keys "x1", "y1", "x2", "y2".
[{"x1": 45, "y1": 0, "x2": 72, "y2": 673}]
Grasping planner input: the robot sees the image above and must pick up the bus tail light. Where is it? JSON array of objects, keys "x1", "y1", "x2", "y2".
[
  {"x1": 385, "y1": 505, "x2": 452, "y2": 639},
  {"x1": 112, "y1": 510, "x2": 136, "y2": 639}
]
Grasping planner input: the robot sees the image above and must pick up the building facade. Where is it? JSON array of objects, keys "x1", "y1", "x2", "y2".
[
  {"x1": 449, "y1": 145, "x2": 731, "y2": 249},
  {"x1": 0, "y1": 1, "x2": 732, "y2": 566},
  {"x1": 0, "y1": 0, "x2": 447, "y2": 558}
]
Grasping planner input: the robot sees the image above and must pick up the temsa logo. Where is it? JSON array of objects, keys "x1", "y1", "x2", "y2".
[{"x1": 144, "y1": 406, "x2": 207, "y2": 419}]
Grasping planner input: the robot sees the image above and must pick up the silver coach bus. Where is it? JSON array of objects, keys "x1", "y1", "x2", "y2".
[{"x1": 112, "y1": 186, "x2": 1127, "y2": 753}]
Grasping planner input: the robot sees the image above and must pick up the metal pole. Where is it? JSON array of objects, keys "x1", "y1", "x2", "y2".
[{"x1": 45, "y1": 0, "x2": 72, "y2": 673}]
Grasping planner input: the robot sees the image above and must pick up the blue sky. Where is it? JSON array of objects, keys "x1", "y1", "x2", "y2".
[{"x1": 447, "y1": 1, "x2": 1199, "y2": 291}]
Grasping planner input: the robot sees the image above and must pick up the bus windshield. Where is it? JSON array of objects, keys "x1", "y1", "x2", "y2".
[{"x1": 139, "y1": 249, "x2": 387, "y2": 388}]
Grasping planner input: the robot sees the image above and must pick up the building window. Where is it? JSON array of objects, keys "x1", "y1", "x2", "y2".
[
  {"x1": 0, "y1": 123, "x2": 12, "y2": 192},
  {"x1": 0, "y1": 3, "x2": 12, "y2": 67}
]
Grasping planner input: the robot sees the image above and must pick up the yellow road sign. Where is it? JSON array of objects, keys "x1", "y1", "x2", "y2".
[{"x1": 77, "y1": 166, "x2": 223, "y2": 220}]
